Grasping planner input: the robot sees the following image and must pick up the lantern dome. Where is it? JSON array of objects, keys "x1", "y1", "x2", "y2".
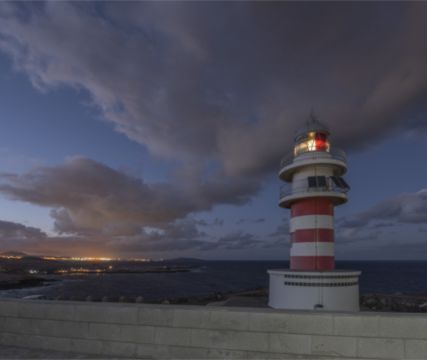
[{"x1": 294, "y1": 113, "x2": 329, "y2": 142}]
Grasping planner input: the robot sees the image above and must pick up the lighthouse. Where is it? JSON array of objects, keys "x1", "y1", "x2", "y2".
[{"x1": 268, "y1": 116, "x2": 361, "y2": 311}]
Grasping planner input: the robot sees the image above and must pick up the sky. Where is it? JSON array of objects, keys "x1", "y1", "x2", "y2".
[{"x1": 0, "y1": 2, "x2": 427, "y2": 260}]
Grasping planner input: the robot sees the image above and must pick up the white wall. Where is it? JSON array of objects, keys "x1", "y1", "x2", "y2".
[{"x1": 0, "y1": 299, "x2": 426, "y2": 359}]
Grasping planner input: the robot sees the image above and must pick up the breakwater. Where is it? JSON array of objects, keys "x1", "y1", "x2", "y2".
[{"x1": 0, "y1": 299, "x2": 427, "y2": 359}]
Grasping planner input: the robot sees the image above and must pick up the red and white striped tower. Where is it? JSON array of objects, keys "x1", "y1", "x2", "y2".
[
  {"x1": 290, "y1": 198, "x2": 335, "y2": 270},
  {"x1": 268, "y1": 116, "x2": 361, "y2": 311}
]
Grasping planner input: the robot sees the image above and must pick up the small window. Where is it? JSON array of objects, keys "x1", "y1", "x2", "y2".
[
  {"x1": 317, "y1": 176, "x2": 327, "y2": 187},
  {"x1": 307, "y1": 176, "x2": 327, "y2": 188},
  {"x1": 308, "y1": 176, "x2": 317, "y2": 188}
]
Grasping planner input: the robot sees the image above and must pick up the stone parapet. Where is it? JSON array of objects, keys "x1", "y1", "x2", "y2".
[{"x1": 0, "y1": 299, "x2": 426, "y2": 359}]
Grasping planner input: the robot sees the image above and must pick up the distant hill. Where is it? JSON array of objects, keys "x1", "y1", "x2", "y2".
[
  {"x1": 166, "y1": 257, "x2": 207, "y2": 263},
  {"x1": 0, "y1": 251, "x2": 28, "y2": 257}
]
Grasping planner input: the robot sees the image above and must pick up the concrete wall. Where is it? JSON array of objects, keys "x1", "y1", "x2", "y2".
[{"x1": 1, "y1": 299, "x2": 427, "y2": 359}]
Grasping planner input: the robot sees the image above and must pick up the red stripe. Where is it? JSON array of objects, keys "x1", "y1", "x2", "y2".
[
  {"x1": 291, "y1": 198, "x2": 334, "y2": 217},
  {"x1": 291, "y1": 229, "x2": 334, "y2": 243},
  {"x1": 290, "y1": 256, "x2": 335, "y2": 270}
]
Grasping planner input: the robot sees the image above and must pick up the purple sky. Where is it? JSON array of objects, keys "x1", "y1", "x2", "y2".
[{"x1": 0, "y1": 2, "x2": 427, "y2": 259}]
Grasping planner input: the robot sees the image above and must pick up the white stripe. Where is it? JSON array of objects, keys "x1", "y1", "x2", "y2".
[
  {"x1": 290, "y1": 215, "x2": 333, "y2": 232},
  {"x1": 290, "y1": 242, "x2": 335, "y2": 257}
]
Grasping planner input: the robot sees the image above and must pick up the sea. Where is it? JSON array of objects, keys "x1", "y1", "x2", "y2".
[{"x1": 1, "y1": 260, "x2": 427, "y2": 301}]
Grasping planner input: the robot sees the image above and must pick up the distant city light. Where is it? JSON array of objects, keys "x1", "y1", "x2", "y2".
[
  {"x1": 41, "y1": 256, "x2": 151, "y2": 262},
  {"x1": 55, "y1": 267, "x2": 106, "y2": 274},
  {"x1": 0, "y1": 254, "x2": 152, "y2": 262},
  {"x1": 0, "y1": 255, "x2": 23, "y2": 260}
]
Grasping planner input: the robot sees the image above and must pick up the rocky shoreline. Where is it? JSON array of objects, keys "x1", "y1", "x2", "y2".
[
  {"x1": 0, "y1": 274, "x2": 55, "y2": 289},
  {"x1": 360, "y1": 293, "x2": 427, "y2": 312}
]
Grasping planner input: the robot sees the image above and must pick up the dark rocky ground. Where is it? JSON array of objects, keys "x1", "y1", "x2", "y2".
[
  {"x1": 360, "y1": 293, "x2": 427, "y2": 312},
  {"x1": 0, "y1": 274, "x2": 53, "y2": 290},
  {"x1": 168, "y1": 289, "x2": 427, "y2": 312},
  {"x1": 2, "y1": 275, "x2": 427, "y2": 313},
  {"x1": 108, "y1": 288, "x2": 427, "y2": 312}
]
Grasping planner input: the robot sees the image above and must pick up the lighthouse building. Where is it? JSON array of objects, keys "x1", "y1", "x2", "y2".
[{"x1": 268, "y1": 116, "x2": 361, "y2": 311}]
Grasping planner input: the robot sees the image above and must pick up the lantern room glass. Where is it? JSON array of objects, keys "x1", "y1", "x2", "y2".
[{"x1": 294, "y1": 131, "x2": 330, "y2": 156}]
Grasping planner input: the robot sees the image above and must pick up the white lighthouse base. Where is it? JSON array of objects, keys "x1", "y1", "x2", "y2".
[{"x1": 268, "y1": 269, "x2": 361, "y2": 311}]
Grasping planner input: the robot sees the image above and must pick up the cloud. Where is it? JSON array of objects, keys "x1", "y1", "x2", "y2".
[
  {"x1": 339, "y1": 187, "x2": 427, "y2": 230},
  {"x1": 0, "y1": 216, "x2": 208, "y2": 255},
  {"x1": 0, "y1": 219, "x2": 46, "y2": 244},
  {"x1": 236, "y1": 218, "x2": 265, "y2": 225},
  {"x1": 269, "y1": 220, "x2": 290, "y2": 238},
  {"x1": 0, "y1": 157, "x2": 258, "y2": 236},
  {"x1": 264, "y1": 219, "x2": 290, "y2": 249},
  {"x1": 105, "y1": 219, "x2": 208, "y2": 253},
  {"x1": 200, "y1": 231, "x2": 261, "y2": 251},
  {"x1": 0, "y1": 214, "x2": 284, "y2": 256},
  {"x1": 333, "y1": 187, "x2": 427, "y2": 254},
  {"x1": 0, "y1": 158, "x2": 263, "y2": 256},
  {"x1": 0, "y1": 219, "x2": 87, "y2": 256},
  {"x1": 195, "y1": 218, "x2": 224, "y2": 227},
  {"x1": 1, "y1": 2, "x2": 427, "y2": 180}
]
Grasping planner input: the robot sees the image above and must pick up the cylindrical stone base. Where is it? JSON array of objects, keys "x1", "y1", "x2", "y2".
[{"x1": 267, "y1": 269, "x2": 361, "y2": 311}]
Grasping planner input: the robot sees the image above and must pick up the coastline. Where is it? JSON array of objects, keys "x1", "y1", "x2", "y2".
[{"x1": 0, "y1": 274, "x2": 56, "y2": 291}]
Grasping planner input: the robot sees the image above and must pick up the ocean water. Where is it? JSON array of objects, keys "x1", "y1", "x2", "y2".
[{"x1": 2, "y1": 260, "x2": 427, "y2": 300}]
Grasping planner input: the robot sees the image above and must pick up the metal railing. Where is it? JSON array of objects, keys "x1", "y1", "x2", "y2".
[
  {"x1": 280, "y1": 147, "x2": 346, "y2": 170},
  {"x1": 280, "y1": 178, "x2": 349, "y2": 199}
]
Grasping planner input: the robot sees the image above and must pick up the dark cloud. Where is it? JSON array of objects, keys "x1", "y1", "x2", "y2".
[
  {"x1": 370, "y1": 222, "x2": 396, "y2": 229},
  {"x1": 0, "y1": 216, "x2": 208, "y2": 255},
  {"x1": 1, "y1": 2, "x2": 427, "y2": 180},
  {"x1": 204, "y1": 231, "x2": 262, "y2": 251},
  {"x1": 339, "y1": 188, "x2": 427, "y2": 230},
  {"x1": 334, "y1": 187, "x2": 427, "y2": 253},
  {"x1": 0, "y1": 158, "x2": 260, "y2": 256},
  {"x1": 110, "y1": 226, "x2": 286, "y2": 253},
  {"x1": 0, "y1": 219, "x2": 46, "y2": 244},
  {"x1": 212, "y1": 218, "x2": 224, "y2": 226},
  {"x1": 195, "y1": 218, "x2": 224, "y2": 227},
  {"x1": 0, "y1": 219, "x2": 90, "y2": 256},
  {"x1": 236, "y1": 218, "x2": 265, "y2": 225},
  {"x1": 269, "y1": 221, "x2": 290, "y2": 238},
  {"x1": 262, "y1": 237, "x2": 288, "y2": 250},
  {"x1": 0, "y1": 215, "x2": 284, "y2": 256},
  {"x1": 265, "y1": 219, "x2": 289, "y2": 249},
  {"x1": 0, "y1": 157, "x2": 258, "y2": 235},
  {"x1": 106, "y1": 219, "x2": 208, "y2": 253}
]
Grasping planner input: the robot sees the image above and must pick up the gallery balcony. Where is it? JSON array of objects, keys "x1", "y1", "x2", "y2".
[
  {"x1": 279, "y1": 147, "x2": 347, "y2": 181},
  {"x1": 279, "y1": 176, "x2": 349, "y2": 208}
]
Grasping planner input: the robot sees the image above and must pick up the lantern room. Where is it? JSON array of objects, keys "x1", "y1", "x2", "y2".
[{"x1": 293, "y1": 116, "x2": 331, "y2": 156}]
